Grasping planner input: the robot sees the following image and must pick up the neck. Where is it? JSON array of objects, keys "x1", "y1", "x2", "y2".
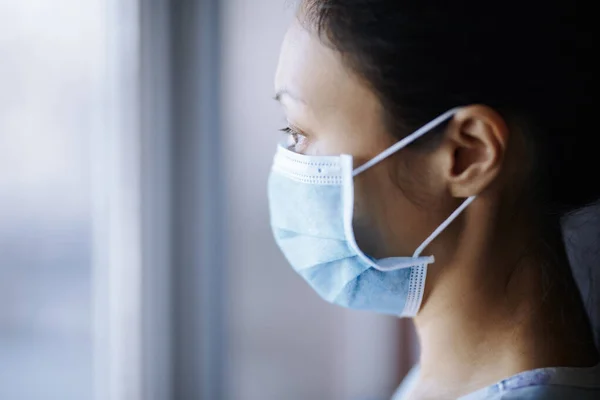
[{"x1": 412, "y1": 199, "x2": 599, "y2": 397}]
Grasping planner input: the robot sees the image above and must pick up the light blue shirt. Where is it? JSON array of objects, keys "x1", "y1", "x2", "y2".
[{"x1": 392, "y1": 362, "x2": 600, "y2": 399}]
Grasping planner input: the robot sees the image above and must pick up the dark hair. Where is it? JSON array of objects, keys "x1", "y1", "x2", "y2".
[{"x1": 301, "y1": 0, "x2": 595, "y2": 215}]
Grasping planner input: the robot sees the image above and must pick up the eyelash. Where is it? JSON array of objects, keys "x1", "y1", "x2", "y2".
[
  {"x1": 279, "y1": 126, "x2": 298, "y2": 135},
  {"x1": 279, "y1": 125, "x2": 306, "y2": 144}
]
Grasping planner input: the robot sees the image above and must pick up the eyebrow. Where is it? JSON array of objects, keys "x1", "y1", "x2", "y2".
[{"x1": 273, "y1": 88, "x2": 306, "y2": 104}]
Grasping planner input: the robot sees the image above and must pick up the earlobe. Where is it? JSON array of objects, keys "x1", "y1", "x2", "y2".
[{"x1": 446, "y1": 105, "x2": 509, "y2": 198}]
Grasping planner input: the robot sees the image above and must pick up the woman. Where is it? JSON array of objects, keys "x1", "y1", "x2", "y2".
[{"x1": 268, "y1": 1, "x2": 599, "y2": 399}]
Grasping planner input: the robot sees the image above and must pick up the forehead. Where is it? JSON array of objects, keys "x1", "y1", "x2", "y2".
[
  {"x1": 274, "y1": 19, "x2": 381, "y2": 119},
  {"x1": 275, "y1": 20, "x2": 346, "y2": 107}
]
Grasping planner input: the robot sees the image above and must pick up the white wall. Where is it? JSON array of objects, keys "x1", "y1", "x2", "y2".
[{"x1": 220, "y1": 1, "x2": 404, "y2": 399}]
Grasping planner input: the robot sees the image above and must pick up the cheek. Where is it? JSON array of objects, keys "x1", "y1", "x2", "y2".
[
  {"x1": 352, "y1": 200, "x2": 383, "y2": 258},
  {"x1": 351, "y1": 157, "x2": 439, "y2": 259},
  {"x1": 351, "y1": 162, "x2": 404, "y2": 258},
  {"x1": 397, "y1": 152, "x2": 447, "y2": 210}
]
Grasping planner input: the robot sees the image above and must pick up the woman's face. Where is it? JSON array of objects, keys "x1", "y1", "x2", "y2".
[{"x1": 274, "y1": 19, "x2": 452, "y2": 260}]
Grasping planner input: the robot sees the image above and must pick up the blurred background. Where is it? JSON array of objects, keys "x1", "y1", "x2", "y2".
[
  {"x1": 0, "y1": 1, "x2": 418, "y2": 399},
  {"x1": 1, "y1": 1, "x2": 597, "y2": 400}
]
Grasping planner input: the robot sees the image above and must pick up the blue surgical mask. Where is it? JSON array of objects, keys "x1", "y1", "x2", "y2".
[{"x1": 268, "y1": 108, "x2": 475, "y2": 317}]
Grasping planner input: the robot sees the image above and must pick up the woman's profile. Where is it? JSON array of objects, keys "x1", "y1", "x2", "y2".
[{"x1": 268, "y1": 1, "x2": 599, "y2": 399}]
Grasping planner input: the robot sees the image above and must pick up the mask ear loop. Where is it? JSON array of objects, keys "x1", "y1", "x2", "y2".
[
  {"x1": 413, "y1": 196, "x2": 475, "y2": 257},
  {"x1": 353, "y1": 107, "x2": 462, "y2": 176},
  {"x1": 351, "y1": 107, "x2": 476, "y2": 261}
]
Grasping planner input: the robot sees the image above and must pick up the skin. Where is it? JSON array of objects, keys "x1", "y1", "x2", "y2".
[{"x1": 275, "y1": 18, "x2": 599, "y2": 400}]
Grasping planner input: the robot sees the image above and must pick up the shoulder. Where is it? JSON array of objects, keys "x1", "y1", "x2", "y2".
[
  {"x1": 391, "y1": 364, "x2": 420, "y2": 400},
  {"x1": 471, "y1": 385, "x2": 600, "y2": 400},
  {"x1": 461, "y1": 363, "x2": 600, "y2": 400}
]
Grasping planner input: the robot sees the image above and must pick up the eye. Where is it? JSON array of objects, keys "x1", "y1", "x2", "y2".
[{"x1": 279, "y1": 125, "x2": 308, "y2": 152}]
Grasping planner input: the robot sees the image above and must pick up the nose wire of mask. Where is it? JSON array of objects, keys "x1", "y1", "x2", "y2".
[{"x1": 268, "y1": 107, "x2": 476, "y2": 316}]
